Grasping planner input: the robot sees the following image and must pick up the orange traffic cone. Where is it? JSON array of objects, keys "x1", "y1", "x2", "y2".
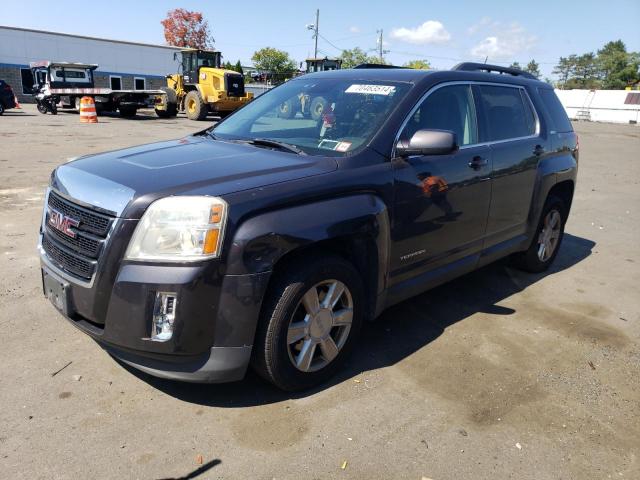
[
  {"x1": 79, "y1": 96, "x2": 98, "y2": 123},
  {"x1": 13, "y1": 95, "x2": 21, "y2": 109}
]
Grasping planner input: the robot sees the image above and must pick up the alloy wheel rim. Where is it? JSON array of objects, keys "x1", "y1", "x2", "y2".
[
  {"x1": 286, "y1": 280, "x2": 353, "y2": 372},
  {"x1": 537, "y1": 209, "x2": 561, "y2": 262}
]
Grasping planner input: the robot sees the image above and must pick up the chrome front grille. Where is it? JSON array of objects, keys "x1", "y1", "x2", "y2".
[{"x1": 42, "y1": 191, "x2": 116, "y2": 280}]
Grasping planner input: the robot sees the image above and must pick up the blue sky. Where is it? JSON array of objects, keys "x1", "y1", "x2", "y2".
[{"x1": 3, "y1": 0, "x2": 639, "y2": 78}]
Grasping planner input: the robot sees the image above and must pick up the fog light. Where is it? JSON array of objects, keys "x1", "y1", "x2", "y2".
[{"x1": 151, "y1": 292, "x2": 177, "y2": 342}]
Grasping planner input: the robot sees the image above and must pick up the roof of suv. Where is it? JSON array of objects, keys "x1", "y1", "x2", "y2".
[{"x1": 301, "y1": 67, "x2": 547, "y2": 88}]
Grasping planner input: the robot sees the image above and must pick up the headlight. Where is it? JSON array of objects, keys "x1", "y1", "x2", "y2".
[{"x1": 124, "y1": 196, "x2": 228, "y2": 262}]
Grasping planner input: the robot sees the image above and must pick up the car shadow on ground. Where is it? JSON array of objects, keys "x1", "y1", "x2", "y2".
[{"x1": 118, "y1": 233, "x2": 595, "y2": 407}]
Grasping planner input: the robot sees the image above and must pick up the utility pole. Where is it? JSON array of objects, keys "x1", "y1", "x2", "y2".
[
  {"x1": 307, "y1": 9, "x2": 319, "y2": 59},
  {"x1": 377, "y1": 29, "x2": 383, "y2": 62}
]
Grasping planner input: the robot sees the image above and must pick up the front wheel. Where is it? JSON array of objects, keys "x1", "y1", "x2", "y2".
[
  {"x1": 37, "y1": 101, "x2": 48, "y2": 114},
  {"x1": 252, "y1": 255, "x2": 364, "y2": 391},
  {"x1": 512, "y1": 195, "x2": 567, "y2": 272},
  {"x1": 185, "y1": 90, "x2": 208, "y2": 121},
  {"x1": 0, "y1": 103, "x2": 4, "y2": 115}
]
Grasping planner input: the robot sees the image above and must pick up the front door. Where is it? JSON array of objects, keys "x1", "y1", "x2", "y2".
[{"x1": 390, "y1": 84, "x2": 492, "y2": 285}]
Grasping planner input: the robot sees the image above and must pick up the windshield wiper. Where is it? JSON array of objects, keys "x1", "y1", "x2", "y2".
[{"x1": 246, "y1": 138, "x2": 307, "y2": 155}]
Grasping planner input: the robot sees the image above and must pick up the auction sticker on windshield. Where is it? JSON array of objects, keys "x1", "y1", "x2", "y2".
[{"x1": 345, "y1": 84, "x2": 396, "y2": 95}]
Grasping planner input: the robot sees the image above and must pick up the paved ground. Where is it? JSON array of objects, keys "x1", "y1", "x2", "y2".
[{"x1": 0, "y1": 105, "x2": 638, "y2": 480}]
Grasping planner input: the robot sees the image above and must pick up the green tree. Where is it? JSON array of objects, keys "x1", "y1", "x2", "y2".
[
  {"x1": 509, "y1": 61, "x2": 522, "y2": 70},
  {"x1": 566, "y1": 53, "x2": 600, "y2": 89},
  {"x1": 251, "y1": 47, "x2": 296, "y2": 77},
  {"x1": 525, "y1": 59, "x2": 541, "y2": 79},
  {"x1": 339, "y1": 47, "x2": 381, "y2": 68},
  {"x1": 403, "y1": 59, "x2": 431, "y2": 70},
  {"x1": 597, "y1": 40, "x2": 640, "y2": 89},
  {"x1": 234, "y1": 60, "x2": 244, "y2": 76},
  {"x1": 553, "y1": 55, "x2": 577, "y2": 89}
]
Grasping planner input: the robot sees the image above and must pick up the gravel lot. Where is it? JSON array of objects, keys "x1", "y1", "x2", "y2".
[{"x1": 0, "y1": 106, "x2": 638, "y2": 480}]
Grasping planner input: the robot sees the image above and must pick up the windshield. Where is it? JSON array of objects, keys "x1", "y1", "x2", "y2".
[
  {"x1": 197, "y1": 53, "x2": 220, "y2": 68},
  {"x1": 212, "y1": 78, "x2": 411, "y2": 156}
]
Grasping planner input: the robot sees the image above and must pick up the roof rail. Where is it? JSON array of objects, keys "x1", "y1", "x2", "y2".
[
  {"x1": 353, "y1": 63, "x2": 402, "y2": 69},
  {"x1": 452, "y1": 62, "x2": 537, "y2": 80}
]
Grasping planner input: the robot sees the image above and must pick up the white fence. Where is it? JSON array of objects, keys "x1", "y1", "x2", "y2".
[{"x1": 555, "y1": 89, "x2": 640, "y2": 124}]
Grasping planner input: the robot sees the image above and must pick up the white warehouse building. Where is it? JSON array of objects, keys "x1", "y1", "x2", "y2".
[{"x1": 0, "y1": 25, "x2": 182, "y2": 102}]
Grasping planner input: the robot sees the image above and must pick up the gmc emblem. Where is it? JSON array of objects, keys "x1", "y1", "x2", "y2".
[{"x1": 48, "y1": 207, "x2": 80, "y2": 238}]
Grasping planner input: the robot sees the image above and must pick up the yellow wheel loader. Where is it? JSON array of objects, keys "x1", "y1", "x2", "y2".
[
  {"x1": 155, "y1": 49, "x2": 253, "y2": 121},
  {"x1": 276, "y1": 57, "x2": 342, "y2": 121}
]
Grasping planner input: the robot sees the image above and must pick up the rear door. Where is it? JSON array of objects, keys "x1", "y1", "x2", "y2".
[
  {"x1": 474, "y1": 84, "x2": 543, "y2": 248},
  {"x1": 390, "y1": 83, "x2": 492, "y2": 284}
]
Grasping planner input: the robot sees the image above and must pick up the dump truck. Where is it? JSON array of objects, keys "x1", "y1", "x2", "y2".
[
  {"x1": 29, "y1": 61, "x2": 164, "y2": 117},
  {"x1": 276, "y1": 57, "x2": 342, "y2": 120},
  {"x1": 154, "y1": 48, "x2": 253, "y2": 120}
]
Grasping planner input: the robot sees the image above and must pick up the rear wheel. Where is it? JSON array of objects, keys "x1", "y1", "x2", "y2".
[
  {"x1": 277, "y1": 99, "x2": 297, "y2": 118},
  {"x1": 310, "y1": 96, "x2": 328, "y2": 121},
  {"x1": 74, "y1": 97, "x2": 81, "y2": 112},
  {"x1": 512, "y1": 195, "x2": 567, "y2": 272},
  {"x1": 0, "y1": 102, "x2": 4, "y2": 115},
  {"x1": 185, "y1": 90, "x2": 208, "y2": 121},
  {"x1": 156, "y1": 87, "x2": 178, "y2": 118},
  {"x1": 119, "y1": 106, "x2": 137, "y2": 118},
  {"x1": 252, "y1": 255, "x2": 364, "y2": 391}
]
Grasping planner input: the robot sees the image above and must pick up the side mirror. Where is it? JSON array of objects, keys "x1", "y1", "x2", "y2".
[{"x1": 396, "y1": 129, "x2": 458, "y2": 157}]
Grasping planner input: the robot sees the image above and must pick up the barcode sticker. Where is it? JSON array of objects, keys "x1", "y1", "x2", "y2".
[{"x1": 345, "y1": 84, "x2": 396, "y2": 95}]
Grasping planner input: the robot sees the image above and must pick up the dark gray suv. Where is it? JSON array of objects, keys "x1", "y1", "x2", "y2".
[{"x1": 39, "y1": 63, "x2": 577, "y2": 390}]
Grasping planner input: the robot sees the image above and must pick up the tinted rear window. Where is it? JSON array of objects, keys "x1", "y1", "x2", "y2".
[
  {"x1": 538, "y1": 88, "x2": 573, "y2": 133},
  {"x1": 477, "y1": 85, "x2": 537, "y2": 141}
]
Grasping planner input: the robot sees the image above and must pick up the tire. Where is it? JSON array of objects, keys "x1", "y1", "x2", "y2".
[
  {"x1": 277, "y1": 99, "x2": 296, "y2": 119},
  {"x1": 157, "y1": 86, "x2": 178, "y2": 117},
  {"x1": 37, "y1": 102, "x2": 48, "y2": 114},
  {"x1": 0, "y1": 102, "x2": 4, "y2": 115},
  {"x1": 512, "y1": 195, "x2": 567, "y2": 273},
  {"x1": 309, "y1": 96, "x2": 328, "y2": 121},
  {"x1": 185, "y1": 90, "x2": 208, "y2": 121},
  {"x1": 155, "y1": 108, "x2": 172, "y2": 118},
  {"x1": 74, "y1": 97, "x2": 81, "y2": 112},
  {"x1": 119, "y1": 106, "x2": 137, "y2": 118},
  {"x1": 252, "y1": 255, "x2": 364, "y2": 391}
]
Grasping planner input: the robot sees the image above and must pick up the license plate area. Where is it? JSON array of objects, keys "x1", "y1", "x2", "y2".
[{"x1": 42, "y1": 267, "x2": 71, "y2": 316}]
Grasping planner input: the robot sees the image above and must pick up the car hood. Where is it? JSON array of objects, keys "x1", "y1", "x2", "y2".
[{"x1": 50, "y1": 136, "x2": 337, "y2": 218}]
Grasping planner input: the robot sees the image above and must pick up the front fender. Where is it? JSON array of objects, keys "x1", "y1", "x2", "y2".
[{"x1": 226, "y1": 194, "x2": 391, "y2": 280}]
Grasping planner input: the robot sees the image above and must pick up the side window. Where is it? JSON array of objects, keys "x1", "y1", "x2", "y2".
[
  {"x1": 538, "y1": 88, "x2": 573, "y2": 133},
  {"x1": 477, "y1": 85, "x2": 537, "y2": 141},
  {"x1": 402, "y1": 84, "x2": 478, "y2": 146}
]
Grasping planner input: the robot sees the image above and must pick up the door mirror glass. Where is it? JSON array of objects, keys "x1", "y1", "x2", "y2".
[{"x1": 396, "y1": 129, "x2": 458, "y2": 157}]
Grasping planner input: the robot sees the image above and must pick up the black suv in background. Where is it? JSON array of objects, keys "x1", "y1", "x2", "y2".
[
  {"x1": 0, "y1": 80, "x2": 17, "y2": 114},
  {"x1": 39, "y1": 63, "x2": 578, "y2": 391}
]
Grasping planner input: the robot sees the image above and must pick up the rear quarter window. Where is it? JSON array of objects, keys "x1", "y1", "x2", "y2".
[
  {"x1": 477, "y1": 85, "x2": 537, "y2": 141},
  {"x1": 538, "y1": 88, "x2": 573, "y2": 133}
]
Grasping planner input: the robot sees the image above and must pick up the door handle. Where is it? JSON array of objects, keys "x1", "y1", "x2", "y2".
[
  {"x1": 534, "y1": 144, "x2": 545, "y2": 156},
  {"x1": 468, "y1": 156, "x2": 488, "y2": 170}
]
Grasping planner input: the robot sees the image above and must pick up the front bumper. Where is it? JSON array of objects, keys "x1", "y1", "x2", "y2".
[
  {"x1": 104, "y1": 343, "x2": 252, "y2": 383},
  {"x1": 40, "y1": 250, "x2": 271, "y2": 383}
]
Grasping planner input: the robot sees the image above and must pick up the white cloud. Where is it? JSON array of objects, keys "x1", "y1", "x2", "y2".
[
  {"x1": 467, "y1": 16, "x2": 497, "y2": 35},
  {"x1": 468, "y1": 21, "x2": 537, "y2": 60},
  {"x1": 349, "y1": 26, "x2": 360, "y2": 33},
  {"x1": 390, "y1": 21, "x2": 451, "y2": 45}
]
